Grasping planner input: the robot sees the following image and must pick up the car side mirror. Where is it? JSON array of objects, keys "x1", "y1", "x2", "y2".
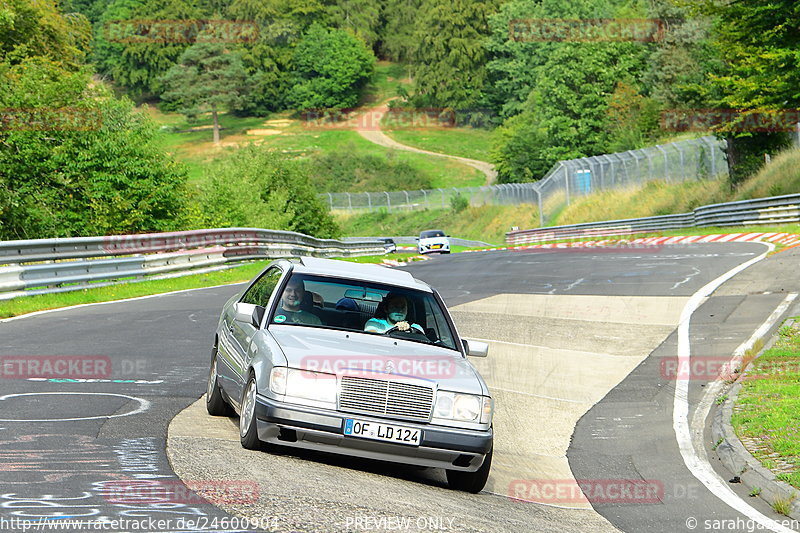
[
  {"x1": 234, "y1": 302, "x2": 265, "y2": 328},
  {"x1": 462, "y1": 339, "x2": 488, "y2": 357}
]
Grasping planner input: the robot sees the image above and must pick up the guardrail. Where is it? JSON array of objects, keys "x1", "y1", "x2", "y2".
[
  {"x1": 506, "y1": 193, "x2": 800, "y2": 244},
  {"x1": 0, "y1": 228, "x2": 386, "y2": 300}
]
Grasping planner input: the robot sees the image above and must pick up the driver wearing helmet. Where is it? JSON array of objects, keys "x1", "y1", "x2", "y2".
[{"x1": 364, "y1": 293, "x2": 424, "y2": 334}]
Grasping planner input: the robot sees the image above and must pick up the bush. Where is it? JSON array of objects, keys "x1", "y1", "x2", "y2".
[
  {"x1": 450, "y1": 193, "x2": 469, "y2": 213},
  {"x1": 0, "y1": 57, "x2": 187, "y2": 239},
  {"x1": 304, "y1": 148, "x2": 432, "y2": 192},
  {"x1": 197, "y1": 146, "x2": 340, "y2": 239},
  {"x1": 286, "y1": 24, "x2": 375, "y2": 111}
]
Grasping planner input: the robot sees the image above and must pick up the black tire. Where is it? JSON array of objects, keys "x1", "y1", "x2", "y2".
[
  {"x1": 239, "y1": 373, "x2": 261, "y2": 450},
  {"x1": 446, "y1": 444, "x2": 492, "y2": 493},
  {"x1": 206, "y1": 351, "x2": 232, "y2": 416}
]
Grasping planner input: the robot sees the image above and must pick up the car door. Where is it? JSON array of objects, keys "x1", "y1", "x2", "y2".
[{"x1": 220, "y1": 267, "x2": 283, "y2": 405}]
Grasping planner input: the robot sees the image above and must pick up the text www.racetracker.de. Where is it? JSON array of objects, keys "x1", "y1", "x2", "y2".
[{"x1": 1, "y1": 516, "x2": 278, "y2": 532}]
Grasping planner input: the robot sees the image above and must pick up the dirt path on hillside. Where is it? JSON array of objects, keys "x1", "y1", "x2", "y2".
[{"x1": 354, "y1": 104, "x2": 498, "y2": 185}]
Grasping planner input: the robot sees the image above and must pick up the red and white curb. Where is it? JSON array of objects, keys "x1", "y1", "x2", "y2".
[{"x1": 459, "y1": 232, "x2": 800, "y2": 253}]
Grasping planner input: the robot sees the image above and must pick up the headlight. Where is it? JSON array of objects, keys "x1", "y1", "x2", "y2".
[
  {"x1": 270, "y1": 367, "x2": 336, "y2": 403},
  {"x1": 434, "y1": 391, "x2": 492, "y2": 423}
]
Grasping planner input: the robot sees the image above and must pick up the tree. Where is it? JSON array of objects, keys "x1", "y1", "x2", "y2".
[
  {"x1": 92, "y1": 0, "x2": 204, "y2": 99},
  {"x1": 379, "y1": 0, "x2": 422, "y2": 62},
  {"x1": 199, "y1": 146, "x2": 340, "y2": 238},
  {"x1": 688, "y1": 0, "x2": 799, "y2": 184},
  {"x1": 286, "y1": 23, "x2": 375, "y2": 110},
  {"x1": 0, "y1": 57, "x2": 187, "y2": 239},
  {"x1": 325, "y1": 0, "x2": 382, "y2": 49},
  {"x1": 410, "y1": 0, "x2": 499, "y2": 110},
  {"x1": 160, "y1": 41, "x2": 251, "y2": 143},
  {"x1": 0, "y1": 0, "x2": 90, "y2": 68}
]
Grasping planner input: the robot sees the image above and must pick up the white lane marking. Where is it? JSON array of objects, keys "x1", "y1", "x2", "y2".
[
  {"x1": 0, "y1": 392, "x2": 150, "y2": 422},
  {"x1": 674, "y1": 241, "x2": 798, "y2": 532},
  {"x1": 0, "y1": 282, "x2": 247, "y2": 324},
  {"x1": 491, "y1": 386, "x2": 588, "y2": 405}
]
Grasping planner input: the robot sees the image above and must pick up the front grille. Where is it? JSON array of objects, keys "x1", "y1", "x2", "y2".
[{"x1": 339, "y1": 376, "x2": 434, "y2": 422}]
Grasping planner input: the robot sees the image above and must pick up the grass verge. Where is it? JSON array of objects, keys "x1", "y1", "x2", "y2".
[
  {"x1": 732, "y1": 318, "x2": 800, "y2": 490},
  {"x1": 383, "y1": 127, "x2": 494, "y2": 162}
]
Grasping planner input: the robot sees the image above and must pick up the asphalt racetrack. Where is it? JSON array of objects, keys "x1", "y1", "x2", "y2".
[{"x1": 1, "y1": 242, "x2": 799, "y2": 533}]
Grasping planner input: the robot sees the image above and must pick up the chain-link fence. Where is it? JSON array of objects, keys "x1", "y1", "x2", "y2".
[{"x1": 321, "y1": 135, "x2": 728, "y2": 225}]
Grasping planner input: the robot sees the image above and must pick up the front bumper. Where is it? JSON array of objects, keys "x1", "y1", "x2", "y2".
[
  {"x1": 418, "y1": 244, "x2": 450, "y2": 254},
  {"x1": 254, "y1": 394, "x2": 492, "y2": 471}
]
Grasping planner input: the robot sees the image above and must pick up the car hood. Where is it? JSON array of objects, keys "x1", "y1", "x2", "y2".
[{"x1": 269, "y1": 325, "x2": 485, "y2": 395}]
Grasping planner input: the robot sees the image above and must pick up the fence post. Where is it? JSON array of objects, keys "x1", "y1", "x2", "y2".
[
  {"x1": 421, "y1": 189, "x2": 428, "y2": 208},
  {"x1": 404, "y1": 190, "x2": 410, "y2": 208},
  {"x1": 366, "y1": 192, "x2": 372, "y2": 211},
  {"x1": 346, "y1": 192, "x2": 352, "y2": 211},
  {"x1": 656, "y1": 145, "x2": 669, "y2": 182},
  {"x1": 327, "y1": 192, "x2": 333, "y2": 210},
  {"x1": 564, "y1": 162, "x2": 572, "y2": 205},
  {"x1": 384, "y1": 191, "x2": 391, "y2": 211},
  {"x1": 536, "y1": 187, "x2": 544, "y2": 226},
  {"x1": 677, "y1": 144, "x2": 686, "y2": 181},
  {"x1": 438, "y1": 188, "x2": 445, "y2": 208}
]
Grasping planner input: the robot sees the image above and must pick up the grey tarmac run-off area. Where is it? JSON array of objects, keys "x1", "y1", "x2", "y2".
[{"x1": 1, "y1": 242, "x2": 798, "y2": 532}]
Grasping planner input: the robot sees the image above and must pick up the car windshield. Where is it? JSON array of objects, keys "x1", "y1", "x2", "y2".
[
  {"x1": 270, "y1": 273, "x2": 458, "y2": 351},
  {"x1": 420, "y1": 230, "x2": 445, "y2": 238}
]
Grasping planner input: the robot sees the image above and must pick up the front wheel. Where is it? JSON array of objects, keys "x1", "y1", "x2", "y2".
[
  {"x1": 446, "y1": 445, "x2": 492, "y2": 493},
  {"x1": 206, "y1": 352, "x2": 231, "y2": 416},
  {"x1": 239, "y1": 374, "x2": 261, "y2": 450}
]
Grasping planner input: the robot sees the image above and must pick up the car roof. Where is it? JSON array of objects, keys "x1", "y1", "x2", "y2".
[
  {"x1": 290, "y1": 257, "x2": 432, "y2": 292},
  {"x1": 420, "y1": 229, "x2": 445, "y2": 235}
]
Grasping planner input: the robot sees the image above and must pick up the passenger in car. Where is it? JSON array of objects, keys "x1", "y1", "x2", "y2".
[
  {"x1": 274, "y1": 279, "x2": 322, "y2": 325},
  {"x1": 364, "y1": 293, "x2": 424, "y2": 334}
]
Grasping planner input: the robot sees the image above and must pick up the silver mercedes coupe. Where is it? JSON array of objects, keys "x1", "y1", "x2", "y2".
[{"x1": 206, "y1": 257, "x2": 493, "y2": 492}]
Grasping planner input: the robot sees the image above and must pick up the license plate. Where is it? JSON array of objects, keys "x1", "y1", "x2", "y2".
[
  {"x1": 344, "y1": 419, "x2": 421, "y2": 446},
  {"x1": 431, "y1": 244, "x2": 442, "y2": 249}
]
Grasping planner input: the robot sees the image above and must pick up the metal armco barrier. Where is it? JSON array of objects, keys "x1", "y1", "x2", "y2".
[
  {"x1": 506, "y1": 193, "x2": 800, "y2": 244},
  {"x1": 0, "y1": 228, "x2": 386, "y2": 300}
]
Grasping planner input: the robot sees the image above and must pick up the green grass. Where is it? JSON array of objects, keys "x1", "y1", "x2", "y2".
[
  {"x1": 732, "y1": 319, "x2": 800, "y2": 490},
  {"x1": 383, "y1": 127, "x2": 494, "y2": 162},
  {"x1": 361, "y1": 61, "x2": 413, "y2": 106},
  {"x1": 148, "y1": 107, "x2": 484, "y2": 190},
  {"x1": 0, "y1": 254, "x2": 403, "y2": 319},
  {"x1": 336, "y1": 204, "x2": 541, "y2": 244},
  {"x1": 735, "y1": 148, "x2": 800, "y2": 200}
]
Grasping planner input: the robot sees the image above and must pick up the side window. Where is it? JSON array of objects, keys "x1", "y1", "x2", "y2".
[{"x1": 241, "y1": 268, "x2": 282, "y2": 308}]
